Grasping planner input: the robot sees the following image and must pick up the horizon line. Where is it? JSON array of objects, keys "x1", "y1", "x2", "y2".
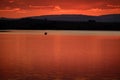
[{"x1": 1, "y1": 13, "x2": 120, "y2": 19}]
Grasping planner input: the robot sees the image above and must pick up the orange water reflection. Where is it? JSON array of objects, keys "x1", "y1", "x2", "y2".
[{"x1": 0, "y1": 33, "x2": 120, "y2": 79}]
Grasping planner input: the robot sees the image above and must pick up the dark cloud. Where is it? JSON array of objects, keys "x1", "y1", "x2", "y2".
[
  {"x1": 55, "y1": 0, "x2": 120, "y2": 9},
  {"x1": 0, "y1": 0, "x2": 120, "y2": 10},
  {"x1": 0, "y1": 0, "x2": 53, "y2": 9}
]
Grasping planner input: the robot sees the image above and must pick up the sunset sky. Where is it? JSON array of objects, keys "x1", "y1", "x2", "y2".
[{"x1": 0, "y1": 0, "x2": 120, "y2": 18}]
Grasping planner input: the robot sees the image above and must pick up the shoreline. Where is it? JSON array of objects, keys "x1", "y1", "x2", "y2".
[{"x1": 0, "y1": 30, "x2": 120, "y2": 36}]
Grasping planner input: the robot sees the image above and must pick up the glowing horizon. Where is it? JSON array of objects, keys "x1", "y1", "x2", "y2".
[{"x1": 0, "y1": 0, "x2": 120, "y2": 18}]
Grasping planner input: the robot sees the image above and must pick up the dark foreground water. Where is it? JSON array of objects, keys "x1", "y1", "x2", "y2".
[{"x1": 0, "y1": 30, "x2": 120, "y2": 80}]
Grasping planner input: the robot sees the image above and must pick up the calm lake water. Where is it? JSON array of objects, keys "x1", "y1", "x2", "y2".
[{"x1": 0, "y1": 30, "x2": 120, "y2": 80}]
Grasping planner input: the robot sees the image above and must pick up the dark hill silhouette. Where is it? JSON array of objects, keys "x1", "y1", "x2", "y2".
[
  {"x1": 30, "y1": 14, "x2": 120, "y2": 22},
  {"x1": 0, "y1": 14, "x2": 120, "y2": 30}
]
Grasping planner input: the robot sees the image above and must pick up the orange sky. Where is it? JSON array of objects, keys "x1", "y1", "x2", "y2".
[{"x1": 0, "y1": 0, "x2": 120, "y2": 18}]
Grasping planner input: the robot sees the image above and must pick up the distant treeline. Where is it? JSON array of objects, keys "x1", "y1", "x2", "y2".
[{"x1": 0, "y1": 18, "x2": 120, "y2": 31}]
